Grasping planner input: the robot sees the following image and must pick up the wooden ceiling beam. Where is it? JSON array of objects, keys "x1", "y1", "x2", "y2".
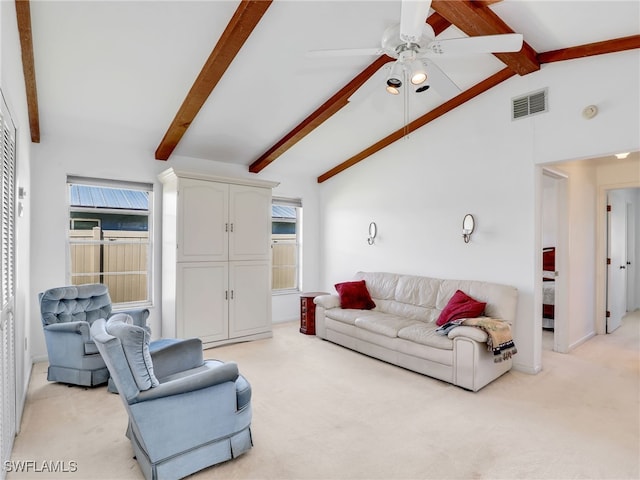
[
  {"x1": 155, "y1": 0, "x2": 272, "y2": 161},
  {"x1": 317, "y1": 68, "x2": 515, "y2": 183},
  {"x1": 431, "y1": 0, "x2": 539, "y2": 75},
  {"x1": 249, "y1": 55, "x2": 394, "y2": 173},
  {"x1": 248, "y1": 13, "x2": 452, "y2": 173},
  {"x1": 538, "y1": 35, "x2": 640, "y2": 64},
  {"x1": 15, "y1": 0, "x2": 40, "y2": 143}
]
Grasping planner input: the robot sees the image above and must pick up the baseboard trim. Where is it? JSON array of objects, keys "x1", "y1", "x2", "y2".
[
  {"x1": 569, "y1": 331, "x2": 596, "y2": 351},
  {"x1": 512, "y1": 362, "x2": 542, "y2": 375}
]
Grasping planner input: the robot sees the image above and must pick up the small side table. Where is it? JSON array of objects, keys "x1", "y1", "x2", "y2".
[{"x1": 300, "y1": 292, "x2": 329, "y2": 335}]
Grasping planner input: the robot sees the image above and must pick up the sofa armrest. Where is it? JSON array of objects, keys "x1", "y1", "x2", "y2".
[
  {"x1": 314, "y1": 294, "x2": 340, "y2": 310},
  {"x1": 447, "y1": 326, "x2": 488, "y2": 343}
]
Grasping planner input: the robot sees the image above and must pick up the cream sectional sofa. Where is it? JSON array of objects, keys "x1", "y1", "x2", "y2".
[{"x1": 314, "y1": 271, "x2": 518, "y2": 391}]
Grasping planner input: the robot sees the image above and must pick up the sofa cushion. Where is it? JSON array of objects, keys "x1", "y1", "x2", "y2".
[
  {"x1": 106, "y1": 314, "x2": 159, "y2": 391},
  {"x1": 397, "y1": 323, "x2": 454, "y2": 350},
  {"x1": 354, "y1": 272, "x2": 400, "y2": 301},
  {"x1": 375, "y1": 299, "x2": 434, "y2": 322},
  {"x1": 335, "y1": 280, "x2": 376, "y2": 310},
  {"x1": 354, "y1": 314, "x2": 421, "y2": 338},
  {"x1": 436, "y1": 290, "x2": 486, "y2": 326},
  {"x1": 326, "y1": 308, "x2": 377, "y2": 325},
  {"x1": 394, "y1": 275, "x2": 441, "y2": 309}
]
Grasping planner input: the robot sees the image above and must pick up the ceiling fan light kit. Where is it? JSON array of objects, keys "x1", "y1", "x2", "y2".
[
  {"x1": 408, "y1": 59, "x2": 427, "y2": 85},
  {"x1": 386, "y1": 62, "x2": 405, "y2": 94}
]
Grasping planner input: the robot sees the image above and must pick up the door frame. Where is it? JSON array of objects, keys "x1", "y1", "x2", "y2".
[{"x1": 540, "y1": 167, "x2": 569, "y2": 353}]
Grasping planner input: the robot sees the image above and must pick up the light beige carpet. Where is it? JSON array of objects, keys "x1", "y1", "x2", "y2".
[{"x1": 8, "y1": 311, "x2": 640, "y2": 479}]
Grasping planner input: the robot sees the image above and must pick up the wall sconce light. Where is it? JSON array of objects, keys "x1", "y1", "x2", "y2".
[
  {"x1": 462, "y1": 214, "x2": 475, "y2": 243},
  {"x1": 367, "y1": 222, "x2": 377, "y2": 245}
]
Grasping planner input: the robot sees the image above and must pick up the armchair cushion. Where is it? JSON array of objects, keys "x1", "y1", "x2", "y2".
[
  {"x1": 106, "y1": 314, "x2": 159, "y2": 390},
  {"x1": 151, "y1": 338, "x2": 204, "y2": 380}
]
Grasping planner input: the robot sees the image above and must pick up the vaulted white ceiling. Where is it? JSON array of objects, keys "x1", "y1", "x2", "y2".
[{"x1": 22, "y1": 1, "x2": 640, "y2": 180}]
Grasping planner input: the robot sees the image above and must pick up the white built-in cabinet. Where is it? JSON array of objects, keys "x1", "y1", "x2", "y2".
[{"x1": 159, "y1": 168, "x2": 278, "y2": 348}]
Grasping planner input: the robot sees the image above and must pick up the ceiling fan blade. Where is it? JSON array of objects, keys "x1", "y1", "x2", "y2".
[
  {"x1": 400, "y1": 0, "x2": 432, "y2": 44},
  {"x1": 306, "y1": 47, "x2": 383, "y2": 58},
  {"x1": 421, "y1": 60, "x2": 460, "y2": 99},
  {"x1": 426, "y1": 33, "x2": 524, "y2": 55}
]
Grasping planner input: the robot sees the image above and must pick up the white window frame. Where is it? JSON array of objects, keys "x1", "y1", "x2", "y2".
[{"x1": 66, "y1": 176, "x2": 153, "y2": 308}]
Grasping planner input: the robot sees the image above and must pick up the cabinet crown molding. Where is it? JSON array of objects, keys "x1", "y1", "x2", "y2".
[{"x1": 159, "y1": 168, "x2": 279, "y2": 189}]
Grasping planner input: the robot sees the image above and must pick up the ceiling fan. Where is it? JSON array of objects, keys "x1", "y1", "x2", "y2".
[{"x1": 308, "y1": 0, "x2": 524, "y2": 99}]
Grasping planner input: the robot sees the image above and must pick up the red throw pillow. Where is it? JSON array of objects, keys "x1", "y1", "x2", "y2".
[
  {"x1": 335, "y1": 280, "x2": 376, "y2": 310},
  {"x1": 436, "y1": 290, "x2": 486, "y2": 326}
]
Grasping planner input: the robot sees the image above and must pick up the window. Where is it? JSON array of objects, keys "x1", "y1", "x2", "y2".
[
  {"x1": 271, "y1": 197, "x2": 301, "y2": 293},
  {"x1": 67, "y1": 176, "x2": 153, "y2": 306}
]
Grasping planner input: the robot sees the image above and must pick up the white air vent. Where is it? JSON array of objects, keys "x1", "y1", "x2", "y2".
[{"x1": 512, "y1": 88, "x2": 548, "y2": 120}]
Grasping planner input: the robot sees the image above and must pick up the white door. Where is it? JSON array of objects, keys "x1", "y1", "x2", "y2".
[
  {"x1": 228, "y1": 261, "x2": 271, "y2": 338},
  {"x1": 178, "y1": 179, "x2": 229, "y2": 262},
  {"x1": 606, "y1": 190, "x2": 628, "y2": 333},
  {"x1": 177, "y1": 262, "x2": 229, "y2": 343},
  {"x1": 228, "y1": 185, "x2": 272, "y2": 261}
]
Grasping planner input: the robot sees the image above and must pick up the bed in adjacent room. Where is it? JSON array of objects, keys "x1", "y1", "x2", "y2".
[{"x1": 542, "y1": 247, "x2": 555, "y2": 330}]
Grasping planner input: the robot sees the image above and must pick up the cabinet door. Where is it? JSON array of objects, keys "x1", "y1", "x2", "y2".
[
  {"x1": 177, "y1": 262, "x2": 228, "y2": 343},
  {"x1": 228, "y1": 261, "x2": 272, "y2": 338},
  {"x1": 229, "y1": 185, "x2": 271, "y2": 260},
  {"x1": 178, "y1": 179, "x2": 228, "y2": 262}
]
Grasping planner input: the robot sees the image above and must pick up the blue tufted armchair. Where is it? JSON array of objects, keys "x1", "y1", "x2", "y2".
[
  {"x1": 38, "y1": 283, "x2": 150, "y2": 387},
  {"x1": 90, "y1": 316, "x2": 253, "y2": 480}
]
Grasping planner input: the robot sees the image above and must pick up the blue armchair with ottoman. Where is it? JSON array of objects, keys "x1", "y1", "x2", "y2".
[{"x1": 90, "y1": 315, "x2": 253, "y2": 480}]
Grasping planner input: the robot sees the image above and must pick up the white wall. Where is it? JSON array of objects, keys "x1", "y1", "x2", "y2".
[
  {"x1": 318, "y1": 50, "x2": 639, "y2": 375},
  {"x1": 28, "y1": 136, "x2": 321, "y2": 359},
  {"x1": 552, "y1": 162, "x2": 599, "y2": 349}
]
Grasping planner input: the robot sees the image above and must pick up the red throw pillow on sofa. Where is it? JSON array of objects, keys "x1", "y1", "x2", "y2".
[
  {"x1": 335, "y1": 280, "x2": 376, "y2": 310},
  {"x1": 436, "y1": 290, "x2": 486, "y2": 326}
]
